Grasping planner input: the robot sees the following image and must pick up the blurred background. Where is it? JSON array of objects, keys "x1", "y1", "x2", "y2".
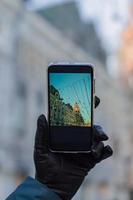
[{"x1": 0, "y1": 0, "x2": 133, "y2": 199}]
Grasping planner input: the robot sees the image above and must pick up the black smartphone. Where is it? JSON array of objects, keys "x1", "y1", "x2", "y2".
[{"x1": 48, "y1": 63, "x2": 95, "y2": 153}]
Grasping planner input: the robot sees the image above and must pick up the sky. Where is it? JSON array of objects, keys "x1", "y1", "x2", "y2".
[{"x1": 50, "y1": 73, "x2": 92, "y2": 124}]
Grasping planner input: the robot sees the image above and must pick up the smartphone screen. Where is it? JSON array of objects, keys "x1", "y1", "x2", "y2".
[{"x1": 48, "y1": 64, "x2": 94, "y2": 152}]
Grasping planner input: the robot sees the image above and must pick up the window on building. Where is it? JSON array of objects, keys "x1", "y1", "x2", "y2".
[{"x1": 16, "y1": 81, "x2": 27, "y2": 99}]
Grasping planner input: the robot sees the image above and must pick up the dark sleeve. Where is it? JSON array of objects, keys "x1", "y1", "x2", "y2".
[{"x1": 6, "y1": 177, "x2": 62, "y2": 200}]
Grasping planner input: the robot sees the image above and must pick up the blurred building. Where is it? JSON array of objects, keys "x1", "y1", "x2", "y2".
[
  {"x1": 119, "y1": 5, "x2": 133, "y2": 86},
  {"x1": 0, "y1": 0, "x2": 131, "y2": 200},
  {"x1": 119, "y1": 4, "x2": 133, "y2": 200},
  {"x1": 37, "y1": 1, "x2": 107, "y2": 66}
]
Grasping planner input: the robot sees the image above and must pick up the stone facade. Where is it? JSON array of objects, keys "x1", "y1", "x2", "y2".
[{"x1": 0, "y1": 0, "x2": 131, "y2": 200}]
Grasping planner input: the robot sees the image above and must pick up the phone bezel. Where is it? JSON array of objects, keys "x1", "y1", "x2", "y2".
[{"x1": 47, "y1": 63, "x2": 94, "y2": 153}]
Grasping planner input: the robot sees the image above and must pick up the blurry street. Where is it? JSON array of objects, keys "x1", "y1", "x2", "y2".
[{"x1": 0, "y1": 0, "x2": 133, "y2": 200}]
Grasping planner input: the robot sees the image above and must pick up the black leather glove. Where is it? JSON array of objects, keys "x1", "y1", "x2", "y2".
[{"x1": 34, "y1": 97, "x2": 113, "y2": 200}]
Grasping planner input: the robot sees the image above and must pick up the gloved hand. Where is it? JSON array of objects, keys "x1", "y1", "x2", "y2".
[{"x1": 34, "y1": 97, "x2": 113, "y2": 200}]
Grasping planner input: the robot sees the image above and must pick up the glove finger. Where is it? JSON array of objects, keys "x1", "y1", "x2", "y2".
[
  {"x1": 94, "y1": 96, "x2": 100, "y2": 108},
  {"x1": 34, "y1": 114, "x2": 48, "y2": 153},
  {"x1": 100, "y1": 145, "x2": 113, "y2": 161},
  {"x1": 64, "y1": 142, "x2": 104, "y2": 169},
  {"x1": 91, "y1": 141, "x2": 104, "y2": 159},
  {"x1": 93, "y1": 125, "x2": 109, "y2": 141}
]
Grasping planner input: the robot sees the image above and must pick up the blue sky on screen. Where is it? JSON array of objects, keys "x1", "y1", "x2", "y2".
[{"x1": 50, "y1": 73, "x2": 91, "y2": 123}]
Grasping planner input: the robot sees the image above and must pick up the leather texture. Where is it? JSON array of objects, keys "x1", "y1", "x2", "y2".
[{"x1": 34, "y1": 113, "x2": 113, "y2": 200}]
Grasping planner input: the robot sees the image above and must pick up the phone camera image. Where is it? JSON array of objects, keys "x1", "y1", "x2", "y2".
[
  {"x1": 49, "y1": 73, "x2": 92, "y2": 127},
  {"x1": 48, "y1": 64, "x2": 94, "y2": 152}
]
